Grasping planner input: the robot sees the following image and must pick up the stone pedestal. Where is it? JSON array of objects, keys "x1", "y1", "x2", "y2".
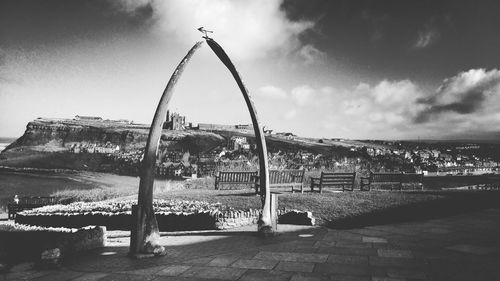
[{"x1": 270, "y1": 192, "x2": 279, "y2": 232}]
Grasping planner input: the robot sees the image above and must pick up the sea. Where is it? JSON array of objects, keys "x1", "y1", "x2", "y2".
[
  {"x1": 0, "y1": 138, "x2": 15, "y2": 152},
  {"x1": 0, "y1": 143, "x2": 10, "y2": 152}
]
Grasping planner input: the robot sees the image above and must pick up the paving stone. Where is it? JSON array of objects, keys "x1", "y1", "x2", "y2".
[
  {"x1": 180, "y1": 257, "x2": 215, "y2": 265},
  {"x1": 377, "y1": 249, "x2": 413, "y2": 258},
  {"x1": 373, "y1": 243, "x2": 410, "y2": 250},
  {"x1": 317, "y1": 247, "x2": 377, "y2": 256},
  {"x1": 314, "y1": 263, "x2": 371, "y2": 276},
  {"x1": 446, "y1": 244, "x2": 497, "y2": 255},
  {"x1": 328, "y1": 274, "x2": 371, "y2": 281},
  {"x1": 294, "y1": 240, "x2": 319, "y2": 248},
  {"x1": 254, "y1": 251, "x2": 328, "y2": 263},
  {"x1": 362, "y1": 237, "x2": 388, "y2": 243},
  {"x1": 289, "y1": 272, "x2": 330, "y2": 281},
  {"x1": 71, "y1": 272, "x2": 109, "y2": 281},
  {"x1": 180, "y1": 266, "x2": 246, "y2": 280},
  {"x1": 4, "y1": 270, "x2": 48, "y2": 280},
  {"x1": 323, "y1": 233, "x2": 363, "y2": 242},
  {"x1": 230, "y1": 259, "x2": 278, "y2": 270},
  {"x1": 30, "y1": 270, "x2": 84, "y2": 281},
  {"x1": 369, "y1": 256, "x2": 427, "y2": 268},
  {"x1": 314, "y1": 241, "x2": 337, "y2": 248},
  {"x1": 238, "y1": 269, "x2": 293, "y2": 281},
  {"x1": 327, "y1": 255, "x2": 369, "y2": 265},
  {"x1": 96, "y1": 273, "x2": 156, "y2": 281},
  {"x1": 207, "y1": 255, "x2": 241, "y2": 267},
  {"x1": 156, "y1": 265, "x2": 192, "y2": 276},
  {"x1": 371, "y1": 277, "x2": 406, "y2": 281},
  {"x1": 294, "y1": 247, "x2": 319, "y2": 253},
  {"x1": 335, "y1": 242, "x2": 373, "y2": 249},
  {"x1": 275, "y1": 261, "x2": 315, "y2": 272},
  {"x1": 387, "y1": 268, "x2": 427, "y2": 279},
  {"x1": 119, "y1": 265, "x2": 166, "y2": 275},
  {"x1": 152, "y1": 276, "x2": 223, "y2": 281}
]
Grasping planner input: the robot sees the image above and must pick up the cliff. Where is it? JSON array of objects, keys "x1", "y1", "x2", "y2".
[
  {"x1": 6, "y1": 118, "x2": 151, "y2": 151},
  {"x1": 0, "y1": 118, "x2": 225, "y2": 173}
]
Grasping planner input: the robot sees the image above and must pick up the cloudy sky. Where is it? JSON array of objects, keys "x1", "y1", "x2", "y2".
[{"x1": 1, "y1": 0, "x2": 500, "y2": 140}]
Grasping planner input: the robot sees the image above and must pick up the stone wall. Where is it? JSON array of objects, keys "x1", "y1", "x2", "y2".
[
  {"x1": 40, "y1": 226, "x2": 105, "y2": 266},
  {"x1": 214, "y1": 209, "x2": 315, "y2": 230},
  {"x1": 0, "y1": 225, "x2": 105, "y2": 265}
]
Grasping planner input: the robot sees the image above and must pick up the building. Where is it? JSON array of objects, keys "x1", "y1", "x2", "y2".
[
  {"x1": 163, "y1": 111, "x2": 186, "y2": 130},
  {"x1": 74, "y1": 115, "x2": 102, "y2": 121},
  {"x1": 229, "y1": 136, "x2": 250, "y2": 151},
  {"x1": 235, "y1": 124, "x2": 254, "y2": 130},
  {"x1": 197, "y1": 123, "x2": 235, "y2": 131}
]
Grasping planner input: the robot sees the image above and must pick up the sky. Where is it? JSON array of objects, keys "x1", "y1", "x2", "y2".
[{"x1": 1, "y1": 0, "x2": 500, "y2": 140}]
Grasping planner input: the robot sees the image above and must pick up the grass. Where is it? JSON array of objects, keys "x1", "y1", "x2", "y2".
[
  {"x1": 150, "y1": 189, "x2": 444, "y2": 226},
  {"x1": 3, "y1": 170, "x2": 500, "y2": 229}
]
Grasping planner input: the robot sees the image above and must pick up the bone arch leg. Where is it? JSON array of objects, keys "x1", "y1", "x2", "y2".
[{"x1": 130, "y1": 39, "x2": 273, "y2": 256}]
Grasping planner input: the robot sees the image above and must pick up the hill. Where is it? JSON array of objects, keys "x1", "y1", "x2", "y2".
[
  {"x1": 0, "y1": 117, "x2": 383, "y2": 174},
  {"x1": 0, "y1": 118, "x2": 226, "y2": 173}
]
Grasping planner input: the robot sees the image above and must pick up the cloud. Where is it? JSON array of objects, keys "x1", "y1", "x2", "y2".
[
  {"x1": 414, "y1": 68, "x2": 500, "y2": 122},
  {"x1": 343, "y1": 79, "x2": 424, "y2": 126},
  {"x1": 144, "y1": 0, "x2": 314, "y2": 61},
  {"x1": 109, "y1": 0, "x2": 151, "y2": 13},
  {"x1": 257, "y1": 85, "x2": 287, "y2": 99},
  {"x1": 413, "y1": 16, "x2": 452, "y2": 49},
  {"x1": 298, "y1": 44, "x2": 326, "y2": 65},
  {"x1": 414, "y1": 29, "x2": 440, "y2": 49},
  {"x1": 340, "y1": 68, "x2": 500, "y2": 139},
  {"x1": 291, "y1": 85, "x2": 316, "y2": 106}
]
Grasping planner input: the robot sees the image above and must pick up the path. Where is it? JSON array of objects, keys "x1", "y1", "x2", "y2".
[{"x1": 3, "y1": 208, "x2": 500, "y2": 281}]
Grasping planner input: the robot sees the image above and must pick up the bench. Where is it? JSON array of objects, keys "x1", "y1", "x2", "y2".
[
  {"x1": 360, "y1": 172, "x2": 424, "y2": 191},
  {"x1": 255, "y1": 169, "x2": 305, "y2": 193},
  {"x1": 7, "y1": 196, "x2": 73, "y2": 219},
  {"x1": 468, "y1": 176, "x2": 500, "y2": 190},
  {"x1": 214, "y1": 171, "x2": 258, "y2": 190},
  {"x1": 402, "y1": 173, "x2": 424, "y2": 190},
  {"x1": 310, "y1": 172, "x2": 356, "y2": 193}
]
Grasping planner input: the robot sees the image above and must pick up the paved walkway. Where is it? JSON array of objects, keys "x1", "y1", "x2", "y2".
[{"x1": 3, "y1": 208, "x2": 500, "y2": 281}]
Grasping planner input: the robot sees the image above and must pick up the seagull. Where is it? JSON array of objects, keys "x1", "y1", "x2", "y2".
[{"x1": 197, "y1": 27, "x2": 213, "y2": 38}]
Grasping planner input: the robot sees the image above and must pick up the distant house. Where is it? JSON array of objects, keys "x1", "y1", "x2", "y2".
[
  {"x1": 235, "y1": 124, "x2": 253, "y2": 130},
  {"x1": 230, "y1": 136, "x2": 249, "y2": 151},
  {"x1": 276, "y1": 132, "x2": 295, "y2": 140},
  {"x1": 74, "y1": 115, "x2": 102, "y2": 121}
]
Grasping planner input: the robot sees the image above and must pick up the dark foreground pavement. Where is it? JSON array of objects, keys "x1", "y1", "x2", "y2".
[{"x1": 3, "y1": 208, "x2": 500, "y2": 281}]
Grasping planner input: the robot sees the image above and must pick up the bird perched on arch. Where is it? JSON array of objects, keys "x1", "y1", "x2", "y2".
[{"x1": 197, "y1": 27, "x2": 214, "y2": 39}]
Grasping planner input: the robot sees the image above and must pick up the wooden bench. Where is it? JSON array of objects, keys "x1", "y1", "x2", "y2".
[
  {"x1": 310, "y1": 172, "x2": 356, "y2": 193},
  {"x1": 360, "y1": 172, "x2": 424, "y2": 191},
  {"x1": 7, "y1": 196, "x2": 73, "y2": 219},
  {"x1": 360, "y1": 172, "x2": 402, "y2": 191},
  {"x1": 214, "y1": 171, "x2": 258, "y2": 190},
  {"x1": 255, "y1": 169, "x2": 305, "y2": 193},
  {"x1": 402, "y1": 173, "x2": 424, "y2": 190},
  {"x1": 468, "y1": 176, "x2": 500, "y2": 190}
]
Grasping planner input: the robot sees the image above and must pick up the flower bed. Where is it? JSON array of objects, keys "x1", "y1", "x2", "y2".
[
  {"x1": 0, "y1": 224, "x2": 104, "y2": 265},
  {"x1": 15, "y1": 200, "x2": 228, "y2": 231},
  {"x1": 14, "y1": 199, "x2": 316, "y2": 232}
]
